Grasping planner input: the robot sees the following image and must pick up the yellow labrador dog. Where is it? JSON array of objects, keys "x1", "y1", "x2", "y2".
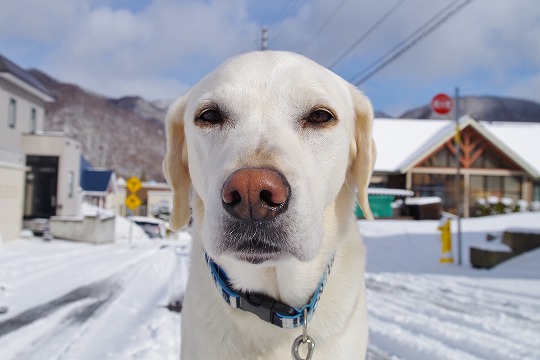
[{"x1": 164, "y1": 51, "x2": 375, "y2": 360}]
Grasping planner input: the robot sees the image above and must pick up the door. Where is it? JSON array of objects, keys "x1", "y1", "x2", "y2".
[{"x1": 25, "y1": 156, "x2": 59, "y2": 218}]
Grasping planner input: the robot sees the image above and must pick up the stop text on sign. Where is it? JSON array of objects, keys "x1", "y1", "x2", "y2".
[{"x1": 431, "y1": 93, "x2": 453, "y2": 115}]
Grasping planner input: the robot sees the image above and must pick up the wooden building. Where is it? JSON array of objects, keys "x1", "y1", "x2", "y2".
[{"x1": 372, "y1": 116, "x2": 540, "y2": 217}]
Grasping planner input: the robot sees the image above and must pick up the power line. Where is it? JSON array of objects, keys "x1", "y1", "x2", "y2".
[
  {"x1": 269, "y1": 1, "x2": 298, "y2": 26},
  {"x1": 270, "y1": 0, "x2": 306, "y2": 43},
  {"x1": 327, "y1": 0, "x2": 405, "y2": 70},
  {"x1": 300, "y1": 0, "x2": 349, "y2": 55},
  {"x1": 351, "y1": 0, "x2": 475, "y2": 85}
]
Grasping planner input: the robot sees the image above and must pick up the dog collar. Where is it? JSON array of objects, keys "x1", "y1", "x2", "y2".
[{"x1": 204, "y1": 252, "x2": 334, "y2": 329}]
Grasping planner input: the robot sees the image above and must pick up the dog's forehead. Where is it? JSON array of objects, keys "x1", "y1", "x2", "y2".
[{"x1": 189, "y1": 51, "x2": 350, "y2": 109}]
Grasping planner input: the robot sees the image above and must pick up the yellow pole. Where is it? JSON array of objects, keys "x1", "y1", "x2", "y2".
[{"x1": 438, "y1": 218, "x2": 454, "y2": 263}]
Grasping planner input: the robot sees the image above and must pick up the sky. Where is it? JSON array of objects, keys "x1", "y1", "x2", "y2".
[{"x1": 1, "y1": 0, "x2": 539, "y2": 116}]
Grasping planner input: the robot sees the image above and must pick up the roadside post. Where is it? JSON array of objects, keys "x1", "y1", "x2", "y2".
[
  {"x1": 125, "y1": 176, "x2": 142, "y2": 243},
  {"x1": 431, "y1": 91, "x2": 462, "y2": 265},
  {"x1": 438, "y1": 214, "x2": 454, "y2": 263}
]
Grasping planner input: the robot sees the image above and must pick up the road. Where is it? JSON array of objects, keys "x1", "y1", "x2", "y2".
[{"x1": 1, "y1": 237, "x2": 539, "y2": 360}]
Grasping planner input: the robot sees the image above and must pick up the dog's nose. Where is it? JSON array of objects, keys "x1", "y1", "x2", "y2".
[{"x1": 222, "y1": 168, "x2": 290, "y2": 221}]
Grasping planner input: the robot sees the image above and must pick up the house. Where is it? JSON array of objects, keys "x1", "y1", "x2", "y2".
[
  {"x1": 372, "y1": 116, "x2": 540, "y2": 217},
  {"x1": 80, "y1": 167, "x2": 118, "y2": 210},
  {"x1": 0, "y1": 53, "x2": 81, "y2": 240}
]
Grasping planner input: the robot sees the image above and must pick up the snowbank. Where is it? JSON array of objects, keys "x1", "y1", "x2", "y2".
[{"x1": 360, "y1": 212, "x2": 540, "y2": 274}]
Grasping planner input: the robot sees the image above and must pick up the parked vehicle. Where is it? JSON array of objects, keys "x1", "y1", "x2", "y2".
[{"x1": 129, "y1": 216, "x2": 166, "y2": 239}]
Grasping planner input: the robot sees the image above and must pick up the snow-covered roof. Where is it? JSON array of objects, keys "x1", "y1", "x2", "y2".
[
  {"x1": 481, "y1": 121, "x2": 540, "y2": 178},
  {"x1": 372, "y1": 118, "x2": 451, "y2": 172},
  {"x1": 372, "y1": 117, "x2": 540, "y2": 179}
]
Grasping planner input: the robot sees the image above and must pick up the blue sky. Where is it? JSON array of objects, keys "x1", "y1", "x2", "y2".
[{"x1": 1, "y1": 0, "x2": 539, "y2": 116}]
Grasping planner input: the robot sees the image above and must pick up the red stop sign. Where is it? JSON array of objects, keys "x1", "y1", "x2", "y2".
[{"x1": 431, "y1": 93, "x2": 453, "y2": 115}]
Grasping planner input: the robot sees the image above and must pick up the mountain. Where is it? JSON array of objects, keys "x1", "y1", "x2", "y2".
[
  {"x1": 399, "y1": 95, "x2": 540, "y2": 122},
  {"x1": 30, "y1": 70, "x2": 168, "y2": 182},
  {"x1": 108, "y1": 96, "x2": 169, "y2": 123}
]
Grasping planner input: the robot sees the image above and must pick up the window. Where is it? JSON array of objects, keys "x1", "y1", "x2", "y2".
[
  {"x1": 8, "y1": 98, "x2": 16, "y2": 128},
  {"x1": 534, "y1": 183, "x2": 540, "y2": 201},
  {"x1": 30, "y1": 108, "x2": 37, "y2": 133},
  {"x1": 469, "y1": 175, "x2": 522, "y2": 207},
  {"x1": 412, "y1": 173, "x2": 460, "y2": 213}
]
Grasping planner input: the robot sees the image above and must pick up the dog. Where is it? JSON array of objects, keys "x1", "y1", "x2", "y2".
[{"x1": 164, "y1": 51, "x2": 375, "y2": 360}]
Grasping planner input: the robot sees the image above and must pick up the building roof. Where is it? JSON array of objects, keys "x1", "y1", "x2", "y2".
[
  {"x1": 81, "y1": 169, "x2": 116, "y2": 194},
  {"x1": 481, "y1": 121, "x2": 540, "y2": 179},
  {"x1": 372, "y1": 118, "x2": 451, "y2": 173},
  {"x1": 372, "y1": 116, "x2": 540, "y2": 179},
  {"x1": 0, "y1": 53, "x2": 55, "y2": 99}
]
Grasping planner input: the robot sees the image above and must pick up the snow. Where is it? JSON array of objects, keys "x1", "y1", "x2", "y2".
[
  {"x1": 1, "y1": 209, "x2": 539, "y2": 360},
  {"x1": 482, "y1": 121, "x2": 540, "y2": 178},
  {"x1": 372, "y1": 119, "x2": 451, "y2": 172},
  {"x1": 405, "y1": 196, "x2": 441, "y2": 205}
]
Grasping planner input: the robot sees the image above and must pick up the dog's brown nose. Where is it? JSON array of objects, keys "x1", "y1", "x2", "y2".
[{"x1": 222, "y1": 168, "x2": 290, "y2": 221}]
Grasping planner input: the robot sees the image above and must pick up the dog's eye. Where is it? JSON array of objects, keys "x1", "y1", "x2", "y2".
[
  {"x1": 196, "y1": 109, "x2": 223, "y2": 126},
  {"x1": 307, "y1": 109, "x2": 335, "y2": 125}
]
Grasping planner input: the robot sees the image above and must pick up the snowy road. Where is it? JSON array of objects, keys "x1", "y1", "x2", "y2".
[
  {"x1": 0, "y1": 240, "x2": 187, "y2": 360},
  {"x1": 1, "y1": 212, "x2": 539, "y2": 360}
]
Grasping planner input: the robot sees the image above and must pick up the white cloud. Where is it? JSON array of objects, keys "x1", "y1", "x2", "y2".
[
  {"x1": 271, "y1": 0, "x2": 540, "y2": 83},
  {"x1": 0, "y1": 0, "x2": 89, "y2": 43},
  {"x1": 1, "y1": 0, "x2": 539, "y2": 108},
  {"x1": 41, "y1": 0, "x2": 259, "y2": 99}
]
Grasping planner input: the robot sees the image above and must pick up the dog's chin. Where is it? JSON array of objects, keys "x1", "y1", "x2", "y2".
[
  {"x1": 215, "y1": 218, "x2": 299, "y2": 264},
  {"x1": 223, "y1": 233, "x2": 289, "y2": 265}
]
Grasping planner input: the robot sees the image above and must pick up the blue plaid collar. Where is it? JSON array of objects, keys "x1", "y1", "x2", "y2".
[{"x1": 204, "y1": 252, "x2": 334, "y2": 329}]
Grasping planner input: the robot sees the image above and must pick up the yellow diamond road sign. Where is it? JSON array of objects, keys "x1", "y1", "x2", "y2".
[
  {"x1": 125, "y1": 193, "x2": 142, "y2": 211},
  {"x1": 126, "y1": 176, "x2": 142, "y2": 194}
]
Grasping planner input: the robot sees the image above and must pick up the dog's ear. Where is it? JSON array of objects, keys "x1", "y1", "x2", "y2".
[
  {"x1": 348, "y1": 85, "x2": 376, "y2": 220},
  {"x1": 163, "y1": 96, "x2": 191, "y2": 230}
]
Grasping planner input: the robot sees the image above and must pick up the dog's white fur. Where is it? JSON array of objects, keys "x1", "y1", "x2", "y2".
[{"x1": 164, "y1": 51, "x2": 375, "y2": 360}]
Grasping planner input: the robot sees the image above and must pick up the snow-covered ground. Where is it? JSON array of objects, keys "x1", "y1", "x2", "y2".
[
  {"x1": 362, "y1": 213, "x2": 540, "y2": 360},
  {"x1": 0, "y1": 211, "x2": 539, "y2": 360}
]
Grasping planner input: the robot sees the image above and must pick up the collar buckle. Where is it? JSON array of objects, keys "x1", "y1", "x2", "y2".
[{"x1": 241, "y1": 292, "x2": 297, "y2": 324}]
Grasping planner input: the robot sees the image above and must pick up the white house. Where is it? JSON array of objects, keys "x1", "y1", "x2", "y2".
[{"x1": 0, "y1": 53, "x2": 81, "y2": 240}]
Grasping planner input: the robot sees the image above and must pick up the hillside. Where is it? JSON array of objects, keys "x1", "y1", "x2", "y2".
[
  {"x1": 400, "y1": 95, "x2": 540, "y2": 122},
  {"x1": 30, "y1": 70, "x2": 168, "y2": 181}
]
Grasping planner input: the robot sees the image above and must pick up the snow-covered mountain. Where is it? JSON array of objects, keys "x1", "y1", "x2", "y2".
[
  {"x1": 108, "y1": 96, "x2": 170, "y2": 124},
  {"x1": 400, "y1": 95, "x2": 540, "y2": 122},
  {"x1": 30, "y1": 70, "x2": 169, "y2": 182}
]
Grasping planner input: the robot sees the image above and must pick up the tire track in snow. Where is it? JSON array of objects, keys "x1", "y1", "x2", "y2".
[
  {"x1": 0, "y1": 277, "x2": 120, "y2": 337},
  {"x1": 1, "y1": 243, "x2": 160, "y2": 317},
  {"x1": 366, "y1": 273, "x2": 540, "y2": 360},
  {"x1": 0, "y1": 245, "x2": 183, "y2": 360}
]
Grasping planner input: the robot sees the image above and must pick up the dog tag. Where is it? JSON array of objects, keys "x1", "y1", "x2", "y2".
[{"x1": 291, "y1": 334, "x2": 315, "y2": 360}]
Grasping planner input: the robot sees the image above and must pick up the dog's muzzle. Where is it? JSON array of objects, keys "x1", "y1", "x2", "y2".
[{"x1": 219, "y1": 168, "x2": 292, "y2": 263}]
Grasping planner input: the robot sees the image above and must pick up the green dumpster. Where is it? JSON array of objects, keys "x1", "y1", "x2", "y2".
[{"x1": 355, "y1": 195, "x2": 395, "y2": 219}]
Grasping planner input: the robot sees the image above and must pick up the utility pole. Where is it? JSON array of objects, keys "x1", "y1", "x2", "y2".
[
  {"x1": 261, "y1": 26, "x2": 268, "y2": 51},
  {"x1": 455, "y1": 87, "x2": 463, "y2": 265}
]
